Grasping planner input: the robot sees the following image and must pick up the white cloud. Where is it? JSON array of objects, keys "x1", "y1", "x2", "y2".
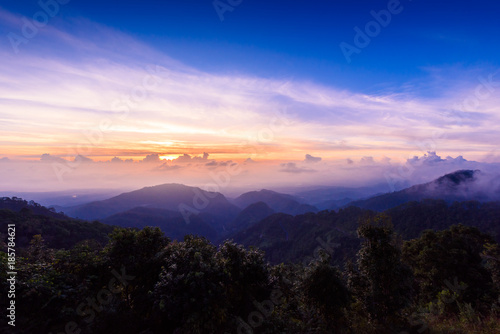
[
  {"x1": 279, "y1": 162, "x2": 316, "y2": 174},
  {"x1": 304, "y1": 154, "x2": 322, "y2": 163}
]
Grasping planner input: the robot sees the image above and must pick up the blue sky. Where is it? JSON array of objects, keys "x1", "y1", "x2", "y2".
[{"x1": 2, "y1": 0, "x2": 500, "y2": 93}]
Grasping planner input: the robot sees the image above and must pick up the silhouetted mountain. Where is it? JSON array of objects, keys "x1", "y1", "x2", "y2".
[
  {"x1": 0, "y1": 203, "x2": 115, "y2": 249},
  {"x1": 234, "y1": 189, "x2": 318, "y2": 215},
  {"x1": 318, "y1": 197, "x2": 356, "y2": 211},
  {"x1": 226, "y1": 201, "x2": 275, "y2": 231},
  {"x1": 387, "y1": 199, "x2": 500, "y2": 241},
  {"x1": 63, "y1": 184, "x2": 241, "y2": 232},
  {"x1": 0, "y1": 197, "x2": 67, "y2": 219},
  {"x1": 292, "y1": 184, "x2": 386, "y2": 210},
  {"x1": 2, "y1": 189, "x2": 122, "y2": 208},
  {"x1": 103, "y1": 207, "x2": 218, "y2": 241},
  {"x1": 231, "y1": 197, "x2": 500, "y2": 264},
  {"x1": 230, "y1": 207, "x2": 366, "y2": 265},
  {"x1": 348, "y1": 170, "x2": 497, "y2": 211}
]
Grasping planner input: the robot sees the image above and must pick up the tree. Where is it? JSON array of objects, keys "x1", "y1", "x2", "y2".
[
  {"x1": 216, "y1": 241, "x2": 270, "y2": 312},
  {"x1": 348, "y1": 214, "x2": 412, "y2": 327},
  {"x1": 104, "y1": 227, "x2": 169, "y2": 309},
  {"x1": 483, "y1": 243, "x2": 500, "y2": 290},
  {"x1": 153, "y1": 235, "x2": 228, "y2": 333},
  {"x1": 301, "y1": 251, "x2": 350, "y2": 331},
  {"x1": 402, "y1": 224, "x2": 497, "y2": 309}
]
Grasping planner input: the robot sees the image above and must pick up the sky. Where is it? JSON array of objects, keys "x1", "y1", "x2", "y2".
[{"x1": 0, "y1": 0, "x2": 499, "y2": 193}]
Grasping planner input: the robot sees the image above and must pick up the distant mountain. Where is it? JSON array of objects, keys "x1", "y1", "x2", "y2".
[
  {"x1": 2, "y1": 190, "x2": 122, "y2": 208},
  {"x1": 0, "y1": 196, "x2": 67, "y2": 219},
  {"x1": 234, "y1": 189, "x2": 318, "y2": 215},
  {"x1": 230, "y1": 207, "x2": 366, "y2": 265},
  {"x1": 63, "y1": 184, "x2": 241, "y2": 232},
  {"x1": 315, "y1": 197, "x2": 356, "y2": 211},
  {"x1": 226, "y1": 201, "x2": 275, "y2": 232},
  {"x1": 231, "y1": 198, "x2": 500, "y2": 265},
  {"x1": 103, "y1": 207, "x2": 218, "y2": 242},
  {"x1": 387, "y1": 199, "x2": 500, "y2": 241},
  {"x1": 348, "y1": 170, "x2": 498, "y2": 211},
  {"x1": 0, "y1": 199, "x2": 115, "y2": 249},
  {"x1": 292, "y1": 184, "x2": 387, "y2": 210}
]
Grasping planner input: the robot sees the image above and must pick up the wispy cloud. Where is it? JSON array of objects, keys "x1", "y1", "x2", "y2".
[{"x1": 0, "y1": 8, "x2": 499, "y2": 191}]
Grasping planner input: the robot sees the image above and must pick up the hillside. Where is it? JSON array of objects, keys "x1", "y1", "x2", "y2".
[
  {"x1": 0, "y1": 196, "x2": 67, "y2": 219},
  {"x1": 63, "y1": 183, "x2": 241, "y2": 232},
  {"x1": 226, "y1": 201, "x2": 275, "y2": 232},
  {"x1": 231, "y1": 198, "x2": 500, "y2": 264},
  {"x1": 0, "y1": 204, "x2": 115, "y2": 249},
  {"x1": 292, "y1": 184, "x2": 386, "y2": 210},
  {"x1": 231, "y1": 207, "x2": 368, "y2": 265},
  {"x1": 348, "y1": 170, "x2": 498, "y2": 211},
  {"x1": 234, "y1": 189, "x2": 318, "y2": 215},
  {"x1": 103, "y1": 207, "x2": 218, "y2": 241}
]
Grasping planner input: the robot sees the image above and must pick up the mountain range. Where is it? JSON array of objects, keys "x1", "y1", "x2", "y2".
[
  {"x1": 233, "y1": 189, "x2": 318, "y2": 215},
  {"x1": 3, "y1": 169, "x2": 499, "y2": 253},
  {"x1": 1, "y1": 169, "x2": 500, "y2": 266},
  {"x1": 349, "y1": 169, "x2": 500, "y2": 211}
]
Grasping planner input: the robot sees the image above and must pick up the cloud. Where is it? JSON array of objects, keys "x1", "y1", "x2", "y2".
[
  {"x1": 219, "y1": 160, "x2": 235, "y2": 166},
  {"x1": 109, "y1": 156, "x2": 134, "y2": 163},
  {"x1": 304, "y1": 154, "x2": 322, "y2": 163},
  {"x1": 382, "y1": 152, "x2": 489, "y2": 191},
  {"x1": 40, "y1": 153, "x2": 67, "y2": 163},
  {"x1": 172, "y1": 153, "x2": 210, "y2": 164},
  {"x1": 155, "y1": 163, "x2": 182, "y2": 172},
  {"x1": 380, "y1": 156, "x2": 391, "y2": 164},
  {"x1": 407, "y1": 151, "x2": 445, "y2": 165},
  {"x1": 142, "y1": 154, "x2": 161, "y2": 163},
  {"x1": 0, "y1": 10, "x2": 498, "y2": 165},
  {"x1": 0, "y1": 9, "x2": 499, "y2": 193},
  {"x1": 279, "y1": 162, "x2": 316, "y2": 174},
  {"x1": 74, "y1": 155, "x2": 93, "y2": 163},
  {"x1": 360, "y1": 156, "x2": 375, "y2": 164},
  {"x1": 173, "y1": 154, "x2": 193, "y2": 163},
  {"x1": 0, "y1": 157, "x2": 10, "y2": 162},
  {"x1": 203, "y1": 159, "x2": 236, "y2": 168}
]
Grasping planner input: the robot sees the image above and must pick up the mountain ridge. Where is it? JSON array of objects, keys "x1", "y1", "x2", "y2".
[{"x1": 347, "y1": 169, "x2": 498, "y2": 211}]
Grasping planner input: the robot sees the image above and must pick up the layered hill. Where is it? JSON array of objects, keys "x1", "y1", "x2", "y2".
[
  {"x1": 233, "y1": 189, "x2": 318, "y2": 215},
  {"x1": 348, "y1": 170, "x2": 499, "y2": 211},
  {"x1": 231, "y1": 198, "x2": 500, "y2": 264},
  {"x1": 226, "y1": 201, "x2": 275, "y2": 232},
  {"x1": 0, "y1": 198, "x2": 115, "y2": 249},
  {"x1": 63, "y1": 184, "x2": 241, "y2": 233},
  {"x1": 292, "y1": 184, "x2": 386, "y2": 210},
  {"x1": 103, "y1": 207, "x2": 218, "y2": 241},
  {"x1": 0, "y1": 196, "x2": 67, "y2": 219}
]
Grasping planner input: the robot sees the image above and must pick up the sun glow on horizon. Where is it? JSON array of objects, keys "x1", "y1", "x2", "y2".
[{"x1": 159, "y1": 155, "x2": 180, "y2": 161}]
